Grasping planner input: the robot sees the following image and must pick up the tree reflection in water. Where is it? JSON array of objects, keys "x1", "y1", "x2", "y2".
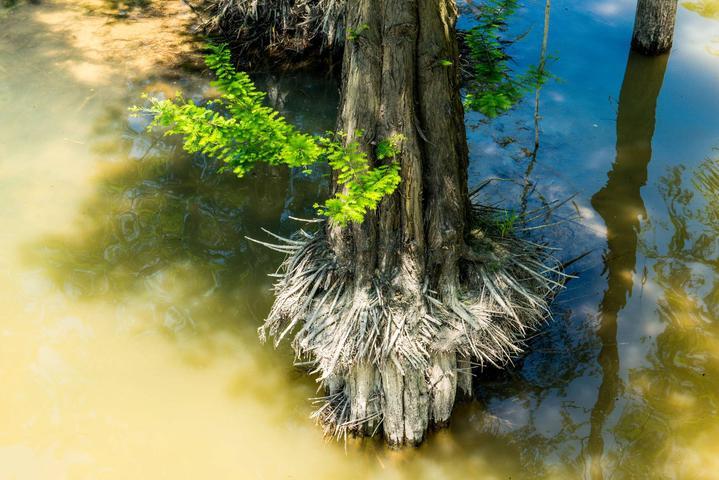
[{"x1": 587, "y1": 50, "x2": 670, "y2": 479}]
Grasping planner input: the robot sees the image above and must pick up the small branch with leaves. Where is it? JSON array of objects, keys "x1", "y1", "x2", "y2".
[{"x1": 132, "y1": 43, "x2": 402, "y2": 227}]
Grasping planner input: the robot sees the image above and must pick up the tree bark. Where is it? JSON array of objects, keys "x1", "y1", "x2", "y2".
[
  {"x1": 330, "y1": 0, "x2": 469, "y2": 445},
  {"x1": 631, "y1": 0, "x2": 679, "y2": 55},
  {"x1": 262, "y1": 0, "x2": 562, "y2": 447}
]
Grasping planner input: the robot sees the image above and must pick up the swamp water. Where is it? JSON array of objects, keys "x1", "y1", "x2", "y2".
[{"x1": 1, "y1": 0, "x2": 719, "y2": 478}]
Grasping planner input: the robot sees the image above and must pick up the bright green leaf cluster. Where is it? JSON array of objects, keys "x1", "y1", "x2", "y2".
[
  {"x1": 494, "y1": 210, "x2": 519, "y2": 237},
  {"x1": 376, "y1": 134, "x2": 404, "y2": 160},
  {"x1": 347, "y1": 23, "x2": 370, "y2": 42},
  {"x1": 140, "y1": 44, "x2": 322, "y2": 177},
  {"x1": 315, "y1": 134, "x2": 403, "y2": 225},
  {"x1": 135, "y1": 44, "x2": 401, "y2": 226}
]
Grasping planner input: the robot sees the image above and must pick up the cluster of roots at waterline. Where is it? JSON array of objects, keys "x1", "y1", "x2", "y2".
[
  {"x1": 187, "y1": 0, "x2": 345, "y2": 62},
  {"x1": 251, "y1": 202, "x2": 568, "y2": 444}
]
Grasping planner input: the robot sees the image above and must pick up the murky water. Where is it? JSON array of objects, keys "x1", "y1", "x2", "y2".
[{"x1": 2, "y1": 1, "x2": 719, "y2": 479}]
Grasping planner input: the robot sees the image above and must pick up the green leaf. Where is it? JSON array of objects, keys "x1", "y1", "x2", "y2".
[{"x1": 134, "y1": 43, "x2": 402, "y2": 227}]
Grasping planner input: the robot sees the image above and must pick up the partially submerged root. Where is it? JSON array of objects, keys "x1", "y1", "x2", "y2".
[
  {"x1": 182, "y1": 1, "x2": 487, "y2": 71},
  {"x1": 186, "y1": 0, "x2": 345, "y2": 62},
  {"x1": 254, "y1": 202, "x2": 567, "y2": 445}
]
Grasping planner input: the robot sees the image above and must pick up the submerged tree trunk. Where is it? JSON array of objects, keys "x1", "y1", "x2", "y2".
[
  {"x1": 331, "y1": 0, "x2": 470, "y2": 444},
  {"x1": 260, "y1": 0, "x2": 563, "y2": 446},
  {"x1": 631, "y1": 0, "x2": 679, "y2": 55}
]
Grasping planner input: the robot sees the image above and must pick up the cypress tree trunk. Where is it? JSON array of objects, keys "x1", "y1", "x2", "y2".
[
  {"x1": 631, "y1": 0, "x2": 679, "y2": 55},
  {"x1": 261, "y1": 0, "x2": 562, "y2": 446},
  {"x1": 330, "y1": 0, "x2": 470, "y2": 445}
]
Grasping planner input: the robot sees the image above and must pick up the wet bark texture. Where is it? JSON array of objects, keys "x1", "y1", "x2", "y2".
[
  {"x1": 631, "y1": 0, "x2": 678, "y2": 55},
  {"x1": 331, "y1": 0, "x2": 469, "y2": 445}
]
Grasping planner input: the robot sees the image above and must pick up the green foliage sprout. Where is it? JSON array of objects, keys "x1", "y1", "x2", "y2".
[
  {"x1": 133, "y1": 44, "x2": 401, "y2": 226},
  {"x1": 464, "y1": 0, "x2": 554, "y2": 118},
  {"x1": 494, "y1": 210, "x2": 519, "y2": 237},
  {"x1": 315, "y1": 133, "x2": 402, "y2": 225},
  {"x1": 348, "y1": 23, "x2": 370, "y2": 42}
]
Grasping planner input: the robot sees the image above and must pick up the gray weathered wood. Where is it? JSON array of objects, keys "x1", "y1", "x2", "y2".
[{"x1": 631, "y1": 0, "x2": 678, "y2": 55}]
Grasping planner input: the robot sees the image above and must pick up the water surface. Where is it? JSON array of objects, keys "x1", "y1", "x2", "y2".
[{"x1": 1, "y1": 1, "x2": 719, "y2": 479}]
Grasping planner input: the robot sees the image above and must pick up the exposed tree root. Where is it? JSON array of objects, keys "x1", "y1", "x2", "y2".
[
  {"x1": 185, "y1": 0, "x2": 345, "y2": 63},
  {"x1": 253, "y1": 199, "x2": 567, "y2": 445}
]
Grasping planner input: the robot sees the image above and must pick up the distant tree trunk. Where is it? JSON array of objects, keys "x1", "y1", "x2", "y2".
[
  {"x1": 330, "y1": 0, "x2": 470, "y2": 445},
  {"x1": 631, "y1": 0, "x2": 679, "y2": 55}
]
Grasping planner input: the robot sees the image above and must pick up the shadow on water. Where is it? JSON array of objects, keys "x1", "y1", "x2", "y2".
[
  {"x1": 95, "y1": 0, "x2": 183, "y2": 22},
  {"x1": 26, "y1": 72, "x2": 337, "y2": 342},
  {"x1": 105, "y1": 0, "x2": 150, "y2": 10},
  {"x1": 0, "y1": 0, "x2": 336, "y2": 349},
  {"x1": 587, "y1": 50, "x2": 670, "y2": 479},
  {"x1": 0, "y1": 0, "x2": 268, "y2": 340},
  {"x1": 1, "y1": 0, "x2": 39, "y2": 8}
]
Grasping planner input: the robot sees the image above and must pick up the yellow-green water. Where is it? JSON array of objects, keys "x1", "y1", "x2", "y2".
[{"x1": 1, "y1": 1, "x2": 719, "y2": 479}]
